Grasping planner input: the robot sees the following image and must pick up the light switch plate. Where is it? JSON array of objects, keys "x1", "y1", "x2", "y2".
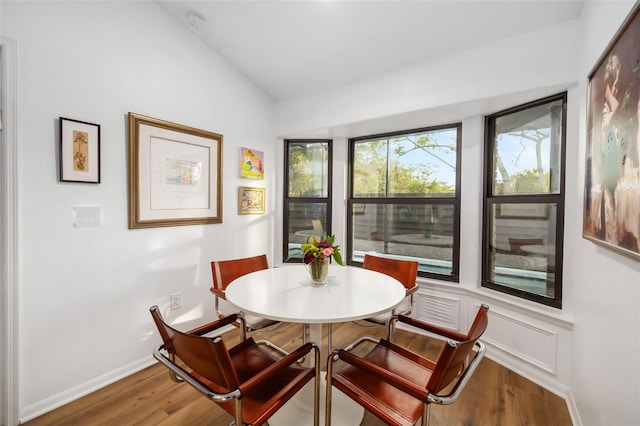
[{"x1": 74, "y1": 205, "x2": 101, "y2": 228}]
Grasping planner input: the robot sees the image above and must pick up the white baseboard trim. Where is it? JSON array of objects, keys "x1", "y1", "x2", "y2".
[{"x1": 20, "y1": 356, "x2": 156, "y2": 423}]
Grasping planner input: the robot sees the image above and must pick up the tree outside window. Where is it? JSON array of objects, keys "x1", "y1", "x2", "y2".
[
  {"x1": 348, "y1": 125, "x2": 461, "y2": 281},
  {"x1": 482, "y1": 93, "x2": 566, "y2": 308}
]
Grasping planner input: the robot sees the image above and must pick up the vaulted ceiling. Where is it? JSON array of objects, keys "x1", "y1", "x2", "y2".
[{"x1": 158, "y1": 1, "x2": 584, "y2": 102}]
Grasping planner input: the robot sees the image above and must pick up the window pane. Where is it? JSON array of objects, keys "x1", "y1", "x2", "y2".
[
  {"x1": 487, "y1": 203, "x2": 557, "y2": 298},
  {"x1": 351, "y1": 203, "x2": 454, "y2": 276},
  {"x1": 353, "y1": 140, "x2": 387, "y2": 197},
  {"x1": 288, "y1": 142, "x2": 329, "y2": 197},
  {"x1": 353, "y1": 128, "x2": 458, "y2": 198},
  {"x1": 286, "y1": 202, "x2": 327, "y2": 260},
  {"x1": 493, "y1": 100, "x2": 564, "y2": 195}
]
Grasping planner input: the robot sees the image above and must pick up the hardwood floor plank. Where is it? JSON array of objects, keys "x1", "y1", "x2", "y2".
[{"x1": 24, "y1": 320, "x2": 572, "y2": 426}]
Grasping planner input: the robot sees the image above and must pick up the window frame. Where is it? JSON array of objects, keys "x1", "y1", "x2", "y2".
[
  {"x1": 481, "y1": 93, "x2": 566, "y2": 308},
  {"x1": 282, "y1": 139, "x2": 333, "y2": 263},
  {"x1": 346, "y1": 124, "x2": 462, "y2": 282}
]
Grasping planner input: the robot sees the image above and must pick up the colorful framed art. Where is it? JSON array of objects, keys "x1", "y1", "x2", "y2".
[
  {"x1": 238, "y1": 186, "x2": 265, "y2": 215},
  {"x1": 240, "y1": 147, "x2": 264, "y2": 179}
]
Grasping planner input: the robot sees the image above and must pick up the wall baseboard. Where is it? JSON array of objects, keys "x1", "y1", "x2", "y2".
[{"x1": 20, "y1": 356, "x2": 155, "y2": 423}]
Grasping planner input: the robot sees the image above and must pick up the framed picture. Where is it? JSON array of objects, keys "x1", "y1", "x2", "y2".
[
  {"x1": 238, "y1": 186, "x2": 265, "y2": 215},
  {"x1": 128, "y1": 112, "x2": 223, "y2": 229},
  {"x1": 59, "y1": 117, "x2": 100, "y2": 183},
  {"x1": 584, "y1": 3, "x2": 640, "y2": 260},
  {"x1": 240, "y1": 147, "x2": 264, "y2": 179}
]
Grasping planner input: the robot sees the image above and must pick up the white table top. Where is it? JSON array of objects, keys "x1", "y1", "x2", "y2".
[{"x1": 225, "y1": 265, "x2": 406, "y2": 324}]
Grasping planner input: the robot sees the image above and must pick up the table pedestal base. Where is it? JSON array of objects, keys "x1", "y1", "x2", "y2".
[{"x1": 268, "y1": 372, "x2": 364, "y2": 426}]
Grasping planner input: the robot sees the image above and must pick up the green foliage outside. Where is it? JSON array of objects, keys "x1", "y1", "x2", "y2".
[
  {"x1": 496, "y1": 168, "x2": 551, "y2": 194},
  {"x1": 353, "y1": 134, "x2": 456, "y2": 196},
  {"x1": 288, "y1": 144, "x2": 328, "y2": 197}
]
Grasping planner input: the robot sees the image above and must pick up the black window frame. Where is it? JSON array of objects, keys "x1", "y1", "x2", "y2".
[
  {"x1": 346, "y1": 124, "x2": 462, "y2": 282},
  {"x1": 481, "y1": 93, "x2": 566, "y2": 308},
  {"x1": 282, "y1": 139, "x2": 333, "y2": 263}
]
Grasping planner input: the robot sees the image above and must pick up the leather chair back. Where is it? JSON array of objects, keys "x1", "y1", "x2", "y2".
[
  {"x1": 362, "y1": 254, "x2": 418, "y2": 290},
  {"x1": 427, "y1": 304, "x2": 489, "y2": 393},
  {"x1": 211, "y1": 254, "x2": 269, "y2": 292}
]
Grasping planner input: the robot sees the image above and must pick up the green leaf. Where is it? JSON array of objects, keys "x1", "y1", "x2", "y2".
[{"x1": 333, "y1": 249, "x2": 344, "y2": 266}]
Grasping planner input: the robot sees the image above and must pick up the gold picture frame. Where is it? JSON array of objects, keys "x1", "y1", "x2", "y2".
[
  {"x1": 238, "y1": 186, "x2": 265, "y2": 215},
  {"x1": 128, "y1": 112, "x2": 223, "y2": 229}
]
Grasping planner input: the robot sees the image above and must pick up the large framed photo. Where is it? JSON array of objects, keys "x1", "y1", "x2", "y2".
[
  {"x1": 60, "y1": 117, "x2": 100, "y2": 183},
  {"x1": 584, "y1": 3, "x2": 640, "y2": 260},
  {"x1": 128, "y1": 113, "x2": 223, "y2": 229},
  {"x1": 238, "y1": 186, "x2": 265, "y2": 215}
]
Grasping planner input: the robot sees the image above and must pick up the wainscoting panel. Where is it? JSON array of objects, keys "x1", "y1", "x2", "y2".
[{"x1": 480, "y1": 305, "x2": 558, "y2": 374}]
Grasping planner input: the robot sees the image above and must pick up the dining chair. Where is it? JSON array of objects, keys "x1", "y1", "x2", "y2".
[
  {"x1": 210, "y1": 254, "x2": 280, "y2": 337},
  {"x1": 357, "y1": 254, "x2": 419, "y2": 337},
  {"x1": 150, "y1": 305, "x2": 320, "y2": 426},
  {"x1": 326, "y1": 304, "x2": 489, "y2": 426},
  {"x1": 211, "y1": 253, "x2": 308, "y2": 345}
]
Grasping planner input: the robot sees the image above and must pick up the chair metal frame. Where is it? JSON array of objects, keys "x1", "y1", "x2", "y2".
[
  {"x1": 325, "y1": 305, "x2": 489, "y2": 426},
  {"x1": 150, "y1": 306, "x2": 320, "y2": 426}
]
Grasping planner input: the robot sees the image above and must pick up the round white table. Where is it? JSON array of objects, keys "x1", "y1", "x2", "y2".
[{"x1": 225, "y1": 265, "x2": 406, "y2": 426}]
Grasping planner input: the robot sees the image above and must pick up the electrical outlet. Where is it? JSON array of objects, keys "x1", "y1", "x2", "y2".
[{"x1": 170, "y1": 292, "x2": 182, "y2": 310}]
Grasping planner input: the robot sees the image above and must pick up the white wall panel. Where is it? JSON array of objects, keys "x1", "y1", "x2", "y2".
[{"x1": 481, "y1": 306, "x2": 558, "y2": 374}]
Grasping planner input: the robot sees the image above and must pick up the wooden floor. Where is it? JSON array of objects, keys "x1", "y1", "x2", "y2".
[{"x1": 24, "y1": 321, "x2": 572, "y2": 426}]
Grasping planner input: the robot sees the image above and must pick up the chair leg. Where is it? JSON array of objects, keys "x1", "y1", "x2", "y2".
[
  {"x1": 313, "y1": 345, "x2": 320, "y2": 426},
  {"x1": 166, "y1": 353, "x2": 184, "y2": 383},
  {"x1": 297, "y1": 324, "x2": 308, "y2": 364},
  {"x1": 325, "y1": 351, "x2": 336, "y2": 426},
  {"x1": 234, "y1": 399, "x2": 243, "y2": 426},
  {"x1": 422, "y1": 402, "x2": 430, "y2": 426},
  {"x1": 388, "y1": 319, "x2": 396, "y2": 340},
  {"x1": 328, "y1": 323, "x2": 332, "y2": 353}
]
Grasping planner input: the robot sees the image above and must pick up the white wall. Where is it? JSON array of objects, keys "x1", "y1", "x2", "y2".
[
  {"x1": 1, "y1": 1, "x2": 276, "y2": 421},
  {"x1": 274, "y1": 19, "x2": 579, "y2": 138},
  {"x1": 274, "y1": 4, "x2": 640, "y2": 426},
  {"x1": 572, "y1": 1, "x2": 640, "y2": 425}
]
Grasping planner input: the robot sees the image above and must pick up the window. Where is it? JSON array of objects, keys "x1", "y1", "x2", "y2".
[
  {"x1": 283, "y1": 140, "x2": 332, "y2": 262},
  {"x1": 347, "y1": 125, "x2": 461, "y2": 281},
  {"x1": 482, "y1": 93, "x2": 566, "y2": 308}
]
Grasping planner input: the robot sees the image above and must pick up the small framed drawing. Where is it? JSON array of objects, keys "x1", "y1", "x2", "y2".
[
  {"x1": 240, "y1": 147, "x2": 264, "y2": 179},
  {"x1": 59, "y1": 117, "x2": 100, "y2": 183},
  {"x1": 128, "y1": 112, "x2": 223, "y2": 229},
  {"x1": 238, "y1": 186, "x2": 265, "y2": 215},
  {"x1": 583, "y1": 2, "x2": 640, "y2": 260}
]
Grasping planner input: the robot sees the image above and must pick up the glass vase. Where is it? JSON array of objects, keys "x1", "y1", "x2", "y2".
[{"x1": 307, "y1": 257, "x2": 329, "y2": 286}]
